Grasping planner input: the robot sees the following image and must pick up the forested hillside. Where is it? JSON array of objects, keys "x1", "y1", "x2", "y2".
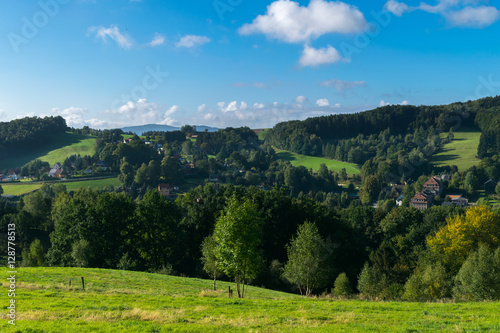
[{"x1": 0, "y1": 116, "x2": 67, "y2": 158}]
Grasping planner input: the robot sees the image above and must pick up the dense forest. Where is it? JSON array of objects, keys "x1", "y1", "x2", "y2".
[{"x1": 0, "y1": 116, "x2": 67, "y2": 158}]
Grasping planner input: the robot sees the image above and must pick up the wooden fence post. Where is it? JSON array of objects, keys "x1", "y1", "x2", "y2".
[
  {"x1": 69, "y1": 278, "x2": 71, "y2": 287},
  {"x1": 81, "y1": 277, "x2": 85, "y2": 290}
]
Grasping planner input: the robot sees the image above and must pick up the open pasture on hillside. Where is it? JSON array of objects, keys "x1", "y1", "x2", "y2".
[
  {"x1": 0, "y1": 133, "x2": 96, "y2": 171},
  {"x1": 1, "y1": 267, "x2": 498, "y2": 332},
  {"x1": 1, "y1": 177, "x2": 120, "y2": 196},
  {"x1": 276, "y1": 149, "x2": 360, "y2": 175},
  {"x1": 432, "y1": 129, "x2": 481, "y2": 171}
]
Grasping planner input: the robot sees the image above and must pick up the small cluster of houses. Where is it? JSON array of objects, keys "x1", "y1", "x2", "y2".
[
  {"x1": 409, "y1": 176, "x2": 469, "y2": 210},
  {"x1": 0, "y1": 169, "x2": 20, "y2": 182}
]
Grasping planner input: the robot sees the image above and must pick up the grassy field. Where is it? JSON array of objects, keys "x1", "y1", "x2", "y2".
[
  {"x1": 432, "y1": 129, "x2": 481, "y2": 171},
  {"x1": 0, "y1": 132, "x2": 96, "y2": 170},
  {"x1": 0, "y1": 267, "x2": 498, "y2": 332},
  {"x1": 275, "y1": 149, "x2": 360, "y2": 175},
  {"x1": 1, "y1": 177, "x2": 120, "y2": 196},
  {"x1": 0, "y1": 183, "x2": 43, "y2": 196}
]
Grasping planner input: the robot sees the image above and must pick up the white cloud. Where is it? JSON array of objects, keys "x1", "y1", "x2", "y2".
[
  {"x1": 379, "y1": 100, "x2": 410, "y2": 107},
  {"x1": 88, "y1": 25, "x2": 133, "y2": 49},
  {"x1": 295, "y1": 96, "x2": 309, "y2": 104},
  {"x1": 176, "y1": 35, "x2": 211, "y2": 48},
  {"x1": 446, "y1": 6, "x2": 499, "y2": 28},
  {"x1": 0, "y1": 109, "x2": 6, "y2": 120},
  {"x1": 198, "y1": 104, "x2": 207, "y2": 113},
  {"x1": 320, "y1": 79, "x2": 366, "y2": 91},
  {"x1": 106, "y1": 99, "x2": 179, "y2": 126},
  {"x1": 384, "y1": 0, "x2": 410, "y2": 16},
  {"x1": 316, "y1": 98, "x2": 330, "y2": 107},
  {"x1": 150, "y1": 33, "x2": 166, "y2": 47},
  {"x1": 385, "y1": 0, "x2": 500, "y2": 28},
  {"x1": 239, "y1": 0, "x2": 367, "y2": 43},
  {"x1": 218, "y1": 101, "x2": 249, "y2": 113},
  {"x1": 299, "y1": 45, "x2": 344, "y2": 67},
  {"x1": 194, "y1": 100, "x2": 367, "y2": 128}
]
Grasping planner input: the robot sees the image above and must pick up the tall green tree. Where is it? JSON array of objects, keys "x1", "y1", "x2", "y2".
[
  {"x1": 119, "y1": 160, "x2": 135, "y2": 187},
  {"x1": 201, "y1": 234, "x2": 222, "y2": 290},
  {"x1": 283, "y1": 222, "x2": 330, "y2": 296},
  {"x1": 134, "y1": 190, "x2": 181, "y2": 271},
  {"x1": 213, "y1": 196, "x2": 264, "y2": 298}
]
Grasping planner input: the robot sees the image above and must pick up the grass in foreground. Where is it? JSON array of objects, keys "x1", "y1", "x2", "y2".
[
  {"x1": 1, "y1": 267, "x2": 498, "y2": 332},
  {"x1": 432, "y1": 129, "x2": 481, "y2": 171},
  {"x1": 0, "y1": 133, "x2": 96, "y2": 170},
  {"x1": 275, "y1": 149, "x2": 360, "y2": 175}
]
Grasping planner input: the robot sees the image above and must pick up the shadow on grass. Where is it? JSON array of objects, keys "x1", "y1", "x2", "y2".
[
  {"x1": 0, "y1": 133, "x2": 91, "y2": 170},
  {"x1": 275, "y1": 151, "x2": 297, "y2": 162}
]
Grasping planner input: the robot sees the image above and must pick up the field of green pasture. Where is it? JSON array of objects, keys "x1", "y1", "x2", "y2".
[
  {"x1": 1, "y1": 177, "x2": 120, "y2": 196},
  {"x1": 0, "y1": 267, "x2": 498, "y2": 332},
  {"x1": 275, "y1": 149, "x2": 360, "y2": 175},
  {"x1": 432, "y1": 129, "x2": 481, "y2": 171},
  {"x1": 0, "y1": 133, "x2": 96, "y2": 170}
]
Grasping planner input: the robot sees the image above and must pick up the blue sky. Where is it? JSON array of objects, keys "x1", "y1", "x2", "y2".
[{"x1": 0, "y1": 0, "x2": 500, "y2": 129}]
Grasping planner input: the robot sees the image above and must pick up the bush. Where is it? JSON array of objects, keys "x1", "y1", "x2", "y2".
[
  {"x1": 332, "y1": 273, "x2": 352, "y2": 297},
  {"x1": 22, "y1": 239, "x2": 45, "y2": 267},
  {"x1": 71, "y1": 239, "x2": 93, "y2": 268},
  {"x1": 453, "y1": 245, "x2": 500, "y2": 301},
  {"x1": 357, "y1": 263, "x2": 388, "y2": 299},
  {"x1": 403, "y1": 263, "x2": 450, "y2": 301}
]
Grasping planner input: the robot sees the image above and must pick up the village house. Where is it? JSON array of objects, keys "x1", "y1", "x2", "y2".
[
  {"x1": 410, "y1": 192, "x2": 432, "y2": 210},
  {"x1": 158, "y1": 183, "x2": 176, "y2": 199},
  {"x1": 423, "y1": 176, "x2": 443, "y2": 196},
  {"x1": 443, "y1": 194, "x2": 469, "y2": 208},
  {"x1": 48, "y1": 163, "x2": 63, "y2": 178}
]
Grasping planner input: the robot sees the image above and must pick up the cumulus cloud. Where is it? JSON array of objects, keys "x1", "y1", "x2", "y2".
[
  {"x1": 198, "y1": 104, "x2": 207, "y2": 113},
  {"x1": 384, "y1": 0, "x2": 500, "y2": 28},
  {"x1": 88, "y1": 25, "x2": 133, "y2": 49},
  {"x1": 316, "y1": 98, "x2": 330, "y2": 107},
  {"x1": 176, "y1": 35, "x2": 211, "y2": 48},
  {"x1": 239, "y1": 0, "x2": 367, "y2": 43},
  {"x1": 320, "y1": 79, "x2": 366, "y2": 91},
  {"x1": 446, "y1": 6, "x2": 499, "y2": 28},
  {"x1": 105, "y1": 99, "x2": 180, "y2": 126},
  {"x1": 0, "y1": 109, "x2": 5, "y2": 120},
  {"x1": 295, "y1": 96, "x2": 309, "y2": 104},
  {"x1": 380, "y1": 100, "x2": 410, "y2": 107},
  {"x1": 384, "y1": 0, "x2": 411, "y2": 16},
  {"x1": 193, "y1": 100, "x2": 366, "y2": 128},
  {"x1": 299, "y1": 45, "x2": 344, "y2": 67},
  {"x1": 150, "y1": 33, "x2": 166, "y2": 47}
]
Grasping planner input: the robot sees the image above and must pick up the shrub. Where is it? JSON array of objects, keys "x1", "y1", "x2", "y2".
[
  {"x1": 332, "y1": 273, "x2": 352, "y2": 297},
  {"x1": 403, "y1": 263, "x2": 450, "y2": 301},
  {"x1": 357, "y1": 263, "x2": 388, "y2": 299}
]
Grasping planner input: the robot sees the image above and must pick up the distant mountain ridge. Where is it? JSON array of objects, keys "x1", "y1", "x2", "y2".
[{"x1": 121, "y1": 124, "x2": 218, "y2": 135}]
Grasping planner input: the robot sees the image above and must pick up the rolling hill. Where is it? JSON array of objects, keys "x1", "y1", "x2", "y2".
[
  {"x1": 431, "y1": 128, "x2": 482, "y2": 171},
  {"x1": 1, "y1": 267, "x2": 498, "y2": 332},
  {"x1": 0, "y1": 132, "x2": 96, "y2": 171}
]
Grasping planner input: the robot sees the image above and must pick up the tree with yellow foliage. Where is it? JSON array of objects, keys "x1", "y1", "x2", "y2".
[{"x1": 427, "y1": 206, "x2": 500, "y2": 273}]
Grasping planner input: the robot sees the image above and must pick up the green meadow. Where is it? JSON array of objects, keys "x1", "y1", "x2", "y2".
[
  {"x1": 0, "y1": 267, "x2": 498, "y2": 332},
  {"x1": 0, "y1": 133, "x2": 96, "y2": 170},
  {"x1": 1, "y1": 177, "x2": 120, "y2": 196},
  {"x1": 432, "y1": 129, "x2": 482, "y2": 171},
  {"x1": 275, "y1": 149, "x2": 360, "y2": 175}
]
